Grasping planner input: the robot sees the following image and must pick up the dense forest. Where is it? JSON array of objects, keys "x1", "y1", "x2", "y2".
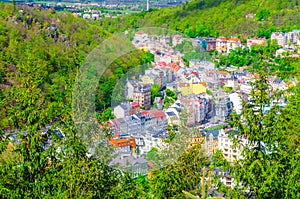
[
  {"x1": 0, "y1": 0, "x2": 299, "y2": 198},
  {"x1": 0, "y1": 3, "x2": 154, "y2": 131},
  {"x1": 101, "y1": 0, "x2": 300, "y2": 39}
]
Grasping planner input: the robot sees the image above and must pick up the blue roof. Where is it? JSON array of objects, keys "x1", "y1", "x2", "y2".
[{"x1": 166, "y1": 112, "x2": 176, "y2": 117}]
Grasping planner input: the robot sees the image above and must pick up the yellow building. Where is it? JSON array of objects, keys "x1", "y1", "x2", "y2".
[
  {"x1": 179, "y1": 82, "x2": 207, "y2": 96},
  {"x1": 190, "y1": 83, "x2": 206, "y2": 95},
  {"x1": 141, "y1": 74, "x2": 156, "y2": 85},
  {"x1": 165, "y1": 108, "x2": 180, "y2": 126}
]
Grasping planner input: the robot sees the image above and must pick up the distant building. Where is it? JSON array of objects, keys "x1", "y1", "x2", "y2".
[
  {"x1": 178, "y1": 82, "x2": 206, "y2": 96},
  {"x1": 141, "y1": 73, "x2": 159, "y2": 86},
  {"x1": 247, "y1": 38, "x2": 266, "y2": 48},
  {"x1": 229, "y1": 92, "x2": 242, "y2": 115},
  {"x1": 215, "y1": 98, "x2": 233, "y2": 121},
  {"x1": 113, "y1": 102, "x2": 140, "y2": 118},
  {"x1": 193, "y1": 37, "x2": 208, "y2": 50},
  {"x1": 205, "y1": 37, "x2": 216, "y2": 51},
  {"x1": 275, "y1": 48, "x2": 298, "y2": 58},
  {"x1": 218, "y1": 129, "x2": 248, "y2": 163},
  {"x1": 133, "y1": 84, "x2": 151, "y2": 110},
  {"x1": 226, "y1": 38, "x2": 242, "y2": 53},
  {"x1": 109, "y1": 155, "x2": 148, "y2": 177},
  {"x1": 216, "y1": 37, "x2": 227, "y2": 53},
  {"x1": 125, "y1": 80, "x2": 140, "y2": 100},
  {"x1": 203, "y1": 130, "x2": 220, "y2": 156},
  {"x1": 109, "y1": 137, "x2": 137, "y2": 156},
  {"x1": 172, "y1": 34, "x2": 183, "y2": 46},
  {"x1": 271, "y1": 32, "x2": 286, "y2": 47}
]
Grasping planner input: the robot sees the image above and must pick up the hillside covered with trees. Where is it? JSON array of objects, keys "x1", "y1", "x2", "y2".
[
  {"x1": 0, "y1": 3, "x2": 153, "y2": 131},
  {"x1": 102, "y1": 0, "x2": 300, "y2": 39},
  {"x1": 0, "y1": 0, "x2": 299, "y2": 198}
]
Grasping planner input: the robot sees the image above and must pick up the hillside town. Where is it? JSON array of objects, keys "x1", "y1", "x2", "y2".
[{"x1": 107, "y1": 30, "x2": 295, "y2": 182}]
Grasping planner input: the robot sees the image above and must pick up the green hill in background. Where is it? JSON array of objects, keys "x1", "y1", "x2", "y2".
[{"x1": 104, "y1": 0, "x2": 300, "y2": 39}]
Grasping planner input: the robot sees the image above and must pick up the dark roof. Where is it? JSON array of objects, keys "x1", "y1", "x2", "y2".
[
  {"x1": 204, "y1": 130, "x2": 219, "y2": 140},
  {"x1": 166, "y1": 111, "x2": 176, "y2": 117},
  {"x1": 153, "y1": 129, "x2": 168, "y2": 139}
]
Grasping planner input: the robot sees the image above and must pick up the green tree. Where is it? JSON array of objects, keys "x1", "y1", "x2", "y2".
[
  {"x1": 228, "y1": 71, "x2": 300, "y2": 198},
  {"x1": 151, "y1": 83, "x2": 161, "y2": 102}
]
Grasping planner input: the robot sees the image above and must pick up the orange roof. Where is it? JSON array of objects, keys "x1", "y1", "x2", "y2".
[
  {"x1": 199, "y1": 82, "x2": 206, "y2": 86},
  {"x1": 110, "y1": 137, "x2": 136, "y2": 148},
  {"x1": 229, "y1": 37, "x2": 240, "y2": 42},
  {"x1": 254, "y1": 73, "x2": 260, "y2": 78},
  {"x1": 178, "y1": 83, "x2": 189, "y2": 87},
  {"x1": 219, "y1": 71, "x2": 230, "y2": 75}
]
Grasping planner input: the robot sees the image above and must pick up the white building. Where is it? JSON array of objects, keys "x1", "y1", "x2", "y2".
[
  {"x1": 229, "y1": 92, "x2": 243, "y2": 115},
  {"x1": 218, "y1": 129, "x2": 248, "y2": 163}
]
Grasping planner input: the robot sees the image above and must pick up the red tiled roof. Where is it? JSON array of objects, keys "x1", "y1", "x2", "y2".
[
  {"x1": 158, "y1": 61, "x2": 167, "y2": 66},
  {"x1": 132, "y1": 101, "x2": 140, "y2": 108},
  {"x1": 140, "y1": 110, "x2": 166, "y2": 119},
  {"x1": 217, "y1": 36, "x2": 227, "y2": 42},
  {"x1": 191, "y1": 72, "x2": 198, "y2": 76}
]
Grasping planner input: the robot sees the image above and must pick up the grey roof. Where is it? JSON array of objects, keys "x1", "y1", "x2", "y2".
[
  {"x1": 153, "y1": 129, "x2": 168, "y2": 139},
  {"x1": 109, "y1": 155, "x2": 148, "y2": 167}
]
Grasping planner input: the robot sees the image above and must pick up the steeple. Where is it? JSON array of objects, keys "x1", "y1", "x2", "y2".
[{"x1": 146, "y1": 0, "x2": 149, "y2": 11}]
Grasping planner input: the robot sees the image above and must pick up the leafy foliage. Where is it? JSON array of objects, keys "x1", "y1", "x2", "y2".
[{"x1": 228, "y1": 71, "x2": 300, "y2": 198}]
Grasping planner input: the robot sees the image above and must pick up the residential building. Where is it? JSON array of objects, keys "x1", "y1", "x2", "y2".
[
  {"x1": 275, "y1": 48, "x2": 298, "y2": 58},
  {"x1": 141, "y1": 73, "x2": 159, "y2": 86},
  {"x1": 271, "y1": 32, "x2": 286, "y2": 47},
  {"x1": 229, "y1": 92, "x2": 242, "y2": 115},
  {"x1": 140, "y1": 129, "x2": 168, "y2": 155},
  {"x1": 240, "y1": 83, "x2": 252, "y2": 94},
  {"x1": 218, "y1": 71, "x2": 231, "y2": 79},
  {"x1": 109, "y1": 137, "x2": 137, "y2": 156},
  {"x1": 165, "y1": 107, "x2": 180, "y2": 126},
  {"x1": 190, "y1": 133, "x2": 205, "y2": 148},
  {"x1": 113, "y1": 102, "x2": 140, "y2": 118},
  {"x1": 215, "y1": 98, "x2": 233, "y2": 121},
  {"x1": 154, "y1": 97, "x2": 164, "y2": 110},
  {"x1": 166, "y1": 82, "x2": 178, "y2": 91},
  {"x1": 218, "y1": 129, "x2": 248, "y2": 163},
  {"x1": 134, "y1": 32, "x2": 149, "y2": 44},
  {"x1": 271, "y1": 79, "x2": 287, "y2": 90},
  {"x1": 109, "y1": 155, "x2": 148, "y2": 177},
  {"x1": 178, "y1": 81, "x2": 206, "y2": 96},
  {"x1": 214, "y1": 169, "x2": 235, "y2": 188},
  {"x1": 179, "y1": 95, "x2": 208, "y2": 126},
  {"x1": 154, "y1": 53, "x2": 172, "y2": 64},
  {"x1": 125, "y1": 80, "x2": 140, "y2": 99},
  {"x1": 227, "y1": 38, "x2": 242, "y2": 53},
  {"x1": 205, "y1": 37, "x2": 216, "y2": 51},
  {"x1": 193, "y1": 37, "x2": 208, "y2": 50},
  {"x1": 140, "y1": 110, "x2": 168, "y2": 130},
  {"x1": 172, "y1": 34, "x2": 183, "y2": 46},
  {"x1": 203, "y1": 130, "x2": 219, "y2": 156},
  {"x1": 133, "y1": 84, "x2": 151, "y2": 110},
  {"x1": 247, "y1": 38, "x2": 266, "y2": 48},
  {"x1": 216, "y1": 37, "x2": 227, "y2": 53}
]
